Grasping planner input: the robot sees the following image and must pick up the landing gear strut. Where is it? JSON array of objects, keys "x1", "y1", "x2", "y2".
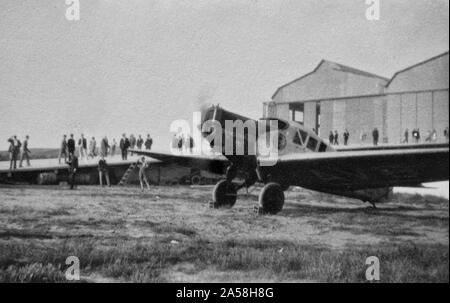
[{"x1": 258, "y1": 183, "x2": 285, "y2": 214}]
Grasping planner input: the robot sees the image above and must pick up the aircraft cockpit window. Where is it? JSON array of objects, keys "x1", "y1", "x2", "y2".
[
  {"x1": 293, "y1": 131, "x2": 302, "y2": 145},
  {"x1": 318, "y1": 142, "x2": 328, "y2": 152},
  {"x1": 299, "y1": 129, "x2": 308, "y2": 144},
  {"x1": 306, "y1": 136, "x2": 318, "y2": 151}
]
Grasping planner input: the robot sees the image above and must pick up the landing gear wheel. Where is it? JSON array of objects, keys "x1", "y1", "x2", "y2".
[
  {"x1": 259, "y1": 183, "x2": 285, "y2": 214},
  {"x1": 212, "y1": 180, "x2": 237, "y2": 208},
  {"x1": 190, "y1": 175, "x2": 201, "y2": 186}
]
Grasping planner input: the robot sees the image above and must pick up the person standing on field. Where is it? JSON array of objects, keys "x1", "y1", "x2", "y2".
[
  {"x1": 372, "y1": 127, "x2": 379, "y2": 146},
  {"x1": 98, "y1": 156, "x2": 110, "y2": 187},
  {"x1": 402, "y1": 129, "x2": 409, "y2": 144},
  {"x1": 137, "y1": 156, "x2": 150, "y2": 191},
  {"x1": 66, "y1": 153, "x2": 79, "y2": 190},
  {"x1": 343, "y1": 130, "x2": 350, "y2": 146},
  {"x1": 333, "y1": 130, "x2": 339, "y2": 145}
]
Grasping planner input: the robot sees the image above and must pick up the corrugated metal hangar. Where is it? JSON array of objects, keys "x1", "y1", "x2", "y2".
[{"x1": 264, "y1": 52, "x2": 449, "y2": 145}]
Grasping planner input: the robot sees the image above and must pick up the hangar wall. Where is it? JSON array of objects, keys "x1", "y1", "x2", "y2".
[
  {"x1": 265, "y1": 52, "x2": 449, "y2": 145},
  {"x1": 386, "y1": 90, "x2": 449, "y2": 143},
  {"x1": 303, "y1": 102, "x2": 317, "y2": 131}
]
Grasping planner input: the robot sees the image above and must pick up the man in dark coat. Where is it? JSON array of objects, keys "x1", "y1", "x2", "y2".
[
  {"x1": 372, "y1": 128, "x2": 379, "y2": 146},
  {"x1": 67, "y1": 134, "x2": 76, "y2": 155},
  {"x1": 145, "y1": 134, "x2": 153, "y2": 150},
  {"x1": 333, "y1": 130, "x2": 339, "y2": 145},
  {"x1": 328, "y1": 131, "x2": 334, "y2": 145},
  {"x1": 343, "y1": 130, "x2": 350, "y2": 146},
  {"x1": 98, "y1": 156, "x2": 110, "y2": 187},
  {"x1": 66, "y1": 153, "x2": 79, "y2": 190},
  {"x1": 119, "y1": 134, "x2": 130, "y2": 160},
  {"x1": 9, "y1": 136, "x2": 21, "y2": 170}
]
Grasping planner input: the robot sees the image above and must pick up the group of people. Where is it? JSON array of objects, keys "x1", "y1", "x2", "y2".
[
  {"x1": 58, "y1": 134, "x2": 115, "y2": 164},
  {"x1": 172, "y1": 133, "x2": 194, "y2": 153},
  {"x1": 328, "y1": 130, "x2": 352, "y2": 146},
  {"x1": 6, "y1": 135, "x2": 31, "y2": 170},
  {"x1": 329, "y1": 129, "x2": 373, "y2": 146},
  {"x1": 324, "y1": 127, "x2": 449, "y2": 146},
  {"x1": 59, "y1": 133, "x2": 153, "y2": 163},
  {"x1": 402, "y1": 128, "x2": 449, "y2": 144},
  {"x1": 65, "y1": 153, "x2": 150, "y2": 191},
  {"x1": 328, "y1": 127, "x2": 449, "y2": 146},
  {"x1": 119, "y1": 133, "x2": 153, "y2": 160},
  {"x1": 96, "y1": 155, "x2": 150, "y2": 191},
  {"x1": 56, "y1": 133, "x2": 152, "y2": 190}
]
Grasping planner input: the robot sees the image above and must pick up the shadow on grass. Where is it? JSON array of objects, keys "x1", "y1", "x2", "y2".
[
  {"x1": 281, "y1": 202, "x2": 448, "y2": 223},
  {"x1": 281, "y1": 200, "x2": 448, "y2": 238}
]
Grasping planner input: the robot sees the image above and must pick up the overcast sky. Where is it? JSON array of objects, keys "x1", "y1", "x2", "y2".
[{"x1": 0, "y1": 0, "x2": 448, "y2": 150}]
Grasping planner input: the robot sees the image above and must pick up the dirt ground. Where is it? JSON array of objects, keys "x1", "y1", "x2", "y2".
[{"x1": 0, "y1": 184, "x2": 448, "y2": 282}]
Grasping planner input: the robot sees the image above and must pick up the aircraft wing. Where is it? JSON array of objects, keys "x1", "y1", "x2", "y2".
[
  {"x1": 258, "y1": 145, "x2": 449, "y2": 191},
  {"x1": 129, "y1": 150, "x2": 229, "y2": 175}
]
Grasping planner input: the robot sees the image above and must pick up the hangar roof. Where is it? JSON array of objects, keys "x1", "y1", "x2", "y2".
[
  {"x1": 271, "y1": 60, "x2": 389, "y2": 101},
  {"x1": 322, "y1": 60, "x2": 389, "y2": 82},
  {"x1": 386, "y1": 51, "x2": 449, "y2": 89}
]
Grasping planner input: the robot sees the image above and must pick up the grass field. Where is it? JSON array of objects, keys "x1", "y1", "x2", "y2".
[{"x1": 0, "y1": 184, "x2": 448, "y2": 282}]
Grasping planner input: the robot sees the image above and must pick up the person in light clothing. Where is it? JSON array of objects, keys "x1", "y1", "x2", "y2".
[
  {"x1": 137, "y1": 156, "x2": 150, "y2": 191},
  {"x1": 19, "y1": 135, "x2": 31, "y2": 167}
]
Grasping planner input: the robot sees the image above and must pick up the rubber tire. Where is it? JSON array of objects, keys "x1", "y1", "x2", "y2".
[
  {"x1": 212, "y1": 180, "x2": 237, "y2": 208},
  {"x1": 191, "y1": 175, "x2": 201, "y2": 186},
  {"x1": 259, "y1": 183, "x2": 285, "y2": 214}
]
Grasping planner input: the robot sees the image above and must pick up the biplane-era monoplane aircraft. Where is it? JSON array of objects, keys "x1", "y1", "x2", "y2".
[{"x1": 132, "y1": 105, "x2": 449, "y2": 214}]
